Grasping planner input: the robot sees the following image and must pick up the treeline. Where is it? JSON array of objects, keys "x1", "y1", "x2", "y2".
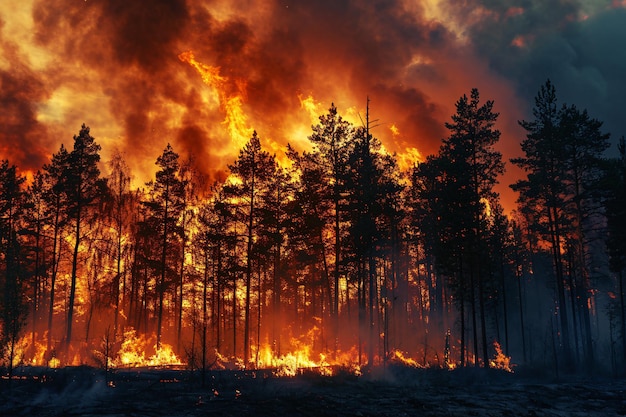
[{"x1": 1, "y1": 81, "x2": 625, "y2": 375}]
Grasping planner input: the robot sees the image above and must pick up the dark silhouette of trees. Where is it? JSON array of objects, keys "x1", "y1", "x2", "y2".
[
  {"x1": 605, "y1": 137, "x2": 626, "y2": 365},
  {"x1": 64, "y1": 124, "x2": 106, "y2": 356},
  {"x1": 512, "y1": 80, "x2": 611, "y2": 369},
  {"x1": 22, "y1": 171, "x2": 48, "y2": 358},
  {"x1": 143, "y1": 144, "x2": 185, "y2": 349},
  {"x1": 224, "y1": 132, "x2": 276, "y2": 366},
  {"x1": 2, "y1": 84, "x2": 624, "y2": 375},
  {"x1": 106, "y1": 152, "x2": 132, "y2": 339},
  {"x1": 511, "y1": 80, "x2": 573, "y2": 367},
  {"x1": 42, "y1": 145, "x2": 69, "y2": 355},
  {"x1": 0, "y1": 160, "x2": 28, "y2": 379},
  {"x1": 413, "y1": 89, "x2": 504, "y2": 367},
  {"x1": 307, "y1": 104, "x2": 353, "y2": 350}
]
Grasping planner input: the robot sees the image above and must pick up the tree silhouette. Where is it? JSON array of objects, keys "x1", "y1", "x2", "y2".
[
  {"x1": 106, "y1": 152, "x2": 132, "y2": 338},
  {"x1": 512, "y1": 80, "x2": 610, "y2": 369},
  {"x1": 511, "y1": 80, "x2": 574, "y2": 367},
  {"x1": 64, "y1": 124, "x2": 106, "y2": 356},
  {"x1": 143, "y1": 143, "x2": 185, "y2": 349},
  {"x1": 0, "y1": 160, "x2": 28, "y2": 379},
  {"x1": 224, "y1": 131, "x2": 276, "y2": 366},
  {"x1": 605, "y1": 137, "x2": 626, "y2": 364},
  {"x1": 307, "y1": 104, "x2": 353, "y2": 349},
  {"x1": 42, "y1": 144, "x2": 70, "y2": 355}
]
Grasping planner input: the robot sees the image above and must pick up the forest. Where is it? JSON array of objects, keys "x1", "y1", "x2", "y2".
[{"x1": 1, "y1": 79, "x2": 626, "y2": 379}]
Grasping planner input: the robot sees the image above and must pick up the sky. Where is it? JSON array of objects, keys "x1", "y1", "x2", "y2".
[{"x1": 1, "y1": 0, "x2": 625, "y2": 210}]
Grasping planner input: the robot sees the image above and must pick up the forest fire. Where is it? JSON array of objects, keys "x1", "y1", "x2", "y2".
[
  {"x1": 489, "y1": 342, "x2": 514, "y2": 373},
  {"x1": 113, "y1": 330, "x2": 182, "y2": 368},
  {"x1": 3, "y1": 2, "x2": 626, "y2": 416},
  {"x1": 178, "y1": 51, "x2": 252, "y2": 148},
  {"x1": 2, "y1": 75, "x2": 622, "y2": 387},
  {"x1": 0, "y1": 7, "x2": 626, "y2": 416}
]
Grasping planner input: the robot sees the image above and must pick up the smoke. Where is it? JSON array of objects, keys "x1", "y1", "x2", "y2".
[
  {"x1": 451, "y1": 0, "x2": 626, "y2": 145},
  {"x1": 0, "y1": 17, "x2": 51, "y2": 171},
  {"x1": 1, "y1": 0, "x2": 624, "y2": 201}
]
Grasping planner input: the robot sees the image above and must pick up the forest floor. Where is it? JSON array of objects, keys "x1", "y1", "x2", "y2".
[{"x1": 2, "y1": 365, "x2": 626, "y2": 416}]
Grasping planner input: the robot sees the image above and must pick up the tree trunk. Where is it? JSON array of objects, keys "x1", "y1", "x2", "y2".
[
  {"x1": 619, "y1": 270, "x2": 626, "y2": 363},
  {"x1": 66, "y1": 206, "x2": 81, "y2": 357},
  {"x1": 548, "y1": 204, "x2": 572, "y2": 367},
  {"x1": 156, "y1": 183, "x2": 170, "y2": 350},
  {"x1": 47, "y1": 198, "x2": 62, "y2": 354}
]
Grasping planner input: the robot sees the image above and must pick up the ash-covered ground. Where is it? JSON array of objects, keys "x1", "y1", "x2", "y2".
[{"x1": 2, "y1": 365, "x2": 626, "y2": 416}]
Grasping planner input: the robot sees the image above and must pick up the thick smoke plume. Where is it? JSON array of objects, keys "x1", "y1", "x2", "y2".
[{"x1": 1, "y1": 0, "x2": 625, "y2": 207}]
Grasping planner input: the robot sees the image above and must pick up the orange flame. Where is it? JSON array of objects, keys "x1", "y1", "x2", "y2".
[
  {"x1": 489, "y1": 341, "x2": 514, "y2": 372},
  {"x1": 178, "y1": 51, "x2": 253, "y2": 147},
  {"x1": 114, "y1": 329, "x2": 182, "y2": 368},
  {"x1": 390, "y1": 349, "x2": 425, "y2": 368}
]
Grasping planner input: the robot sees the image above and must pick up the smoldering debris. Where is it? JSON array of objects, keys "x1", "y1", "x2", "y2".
[{"x1": 2, "y1": 365, "x2": 626, "y2": 416}]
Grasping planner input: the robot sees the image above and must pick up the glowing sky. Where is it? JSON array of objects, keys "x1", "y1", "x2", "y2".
[{"x1": 1, "y1": 1, "x2": 625, "y2": 208}]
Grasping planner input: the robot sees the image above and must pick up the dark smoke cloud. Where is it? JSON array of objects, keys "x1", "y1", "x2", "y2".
[
  {"x1": 454, "y1": 1, "x2": 626, "y2": 147},
  {"x1": 3, "y1": 0, "x2": 623, "y2": 204},
  {"x1": 0, "y1": 17, "x2": 51, "y2": 171}
]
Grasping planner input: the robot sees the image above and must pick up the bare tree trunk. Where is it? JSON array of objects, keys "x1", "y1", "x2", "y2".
[
  {"x1": 66, "y1": 208, "x2": 81, "y2": 357},
  {"x1": 620, "y1": 270, "x2": 626, "y2": 364},
  {"x1": 47, "y1": 198, "x2": 62, "y2": 355},
  {"x1": 156, "y1": 185, "x2": 170, "y2": 350}
]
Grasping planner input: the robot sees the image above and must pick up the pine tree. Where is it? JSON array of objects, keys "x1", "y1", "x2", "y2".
[
  {"x1": 605, "y1": 137, "x2": 626, "y2": 364},
  {"x1": 22, "y1": 170, "x2": 49, "y2": 357},
  {"x1": 64, "y1": 124, "x2": 106, "y2": 356},
  {"x1": 224, "y1": 131, "x2": 276, "y2": 366},
  {"x1": 106, "y1": 152, "x2": 132, "y2": 338},
  {"x1": 42, "y1": 144, "x2": 69, "y2": 355},
  {"x1": 511, "y1": 80, "x2": 574, "y2": 367},
  {"x1": 559, "y1": 104, "x2": 610, "y2": 365},
  {"x1": 418, "y1": 88, "x2": 504, "y2": 367},
  {"x1": 0, "y1": 160, "x2": 28, "y2": 377},
  {"x1": 308, "y1": 104, "x2": 353, "y2": 348},
  {"x1": 143, "y1": 144, "x2": 185, "y2": 349}
]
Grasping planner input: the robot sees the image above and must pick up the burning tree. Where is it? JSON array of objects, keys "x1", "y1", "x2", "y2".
[
  {"x1": 142, "y1": 144, "x2": 186, "y2": 350},
  {"x1": 63, "y1": 124, "x2": 107, "y2": 357},
  {"x1": 223, "y1": 131, "x2": 277, "y2": 367},
  {"x1": 0, "y1": 160, "x2": 28, "y2": 377}
]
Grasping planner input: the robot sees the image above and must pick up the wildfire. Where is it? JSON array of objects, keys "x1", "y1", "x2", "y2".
[
  {"x1": 489, "y1": 341, "x2": 514, "y2": 372},
  {"x1": 396, "y1": 146, "x2": 424, "y2": 171},
  {"x1": 390, "y1": 349, "x2": 424, "y2": 368},
  {"x1": 298, "y1": 93, "x2": 322, "y2": 124},
  {"x1": 178, "y1": 51, "x2": 253, "y2": 147},
  {"x1": 256, "y1": 344, "x2": 333, "y2": 377},
  {"x1": 114, "y1": 329, "x2": 182, "y2": 368}
]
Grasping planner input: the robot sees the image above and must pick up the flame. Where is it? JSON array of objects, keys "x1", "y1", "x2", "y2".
[
  {"x1": 390, "y1": 349, "x2": 424, "y2": 368},
  {"x1": 489, "y1": 341, "x2": 514, "y2": 372},
  {"x1": 389, "y1": 123, "x2": 400, "y2": 137},
  {"x1": 396, "y1": 146, "x2": 423, "y2": 171},
  {"x1": 210, "y1": 325, "x2": 367, "y2": 377},
  {"x1": 256, "y1": 344, "x2": 333, "y2": 377},
  {"x1": 256, "y1": 325, "x2": 335, "y2": 376},
  {"x1": 298, "y1": 93, "x2": 322, "y2": 124},
  {"x1": 481, "y1": 197, "x2": 492, "y2": 218},
  {"x1": 178, "y1": 51, "x2": 253, "y2": 147},
  {"x1": 114, "y1": 329, "x2": 182, "y2": 368}
]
